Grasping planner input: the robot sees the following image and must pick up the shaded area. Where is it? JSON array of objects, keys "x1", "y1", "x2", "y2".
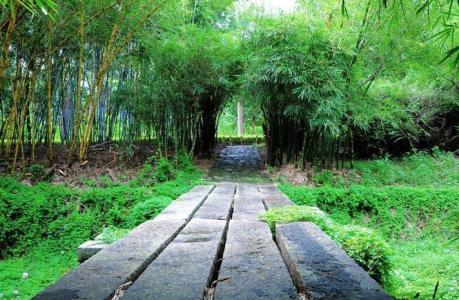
[{"x1": 206, "y1": 146, "x2": 270, "y2": 183}]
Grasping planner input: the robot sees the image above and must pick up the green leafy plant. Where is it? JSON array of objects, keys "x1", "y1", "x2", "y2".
[
  {"x1": 155, "y1": 158, "x2": 175, "y2": 183},
  {"x1": 27, "y1": 164, "x2": 50, "y2": 182},
  {"x1": 127, "y1": 196, "x2": 173, "y2": 227},
  {"x1": 97, "y1": 227, "x2": 130, "y2": 244}
]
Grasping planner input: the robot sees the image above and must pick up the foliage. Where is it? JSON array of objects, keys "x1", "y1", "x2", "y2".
[
  {"x1": 279, "y1": 153, "x2": 459, "y2": 299},
  {"x1": 112, "y1": 23, "x2": 241, "y2": 158},
  {"x1": 97, "y1": 227, "x2": 130, "y2": 244},
  {"x1": 127, "y1": 195, "x2": 173, "y2": 227},
  {"x1": 261, "y1": 206, "x2": 391, "y2": 283},
  {"x1": 280, "y1": 184, "x2": 459, "y2": 239},
  {"x1": 0, "y1": 155, "x2": 202, "y2": 298},
  {"x1": 386, "y1": 239, "x2": 459, "y2": 299},
  {"x1": 0, "y1": 154, "x2": 202, "y2": 258},
  {"x1": 26, "y1": 164, "x2": 50, "y2": 182},
  {"x1": 242, "y1": 15, "x2": 351, "y2": 167},
  {"x1": 0, "y1": 244, "x2": 77, "y2": 299},
  {"x1": 0, "y1": 0, "x2": 57, "y2": 17},
  {"x1": 307, "y1": 150, "x2": 459, "y2": 188},
  {"x1": 132, "y1": 156, "x2": 176, "y2": 186},
  {"x1": 352, "y1": 149, "x2": 459, "y2": 187},
  {"x1": 155, "y1": 158, "x2": 175, "y2": 183},
  {"x1": 339, "y1": 0, "x2": 459, "y2": 66}
]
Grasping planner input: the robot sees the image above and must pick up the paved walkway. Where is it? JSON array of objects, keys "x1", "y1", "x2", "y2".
[
  {"x1": 35, "y1": 146, "x2": 391, "y2": 300},
  {"x1": 206, "y1": 145, "x2": 270, "y2": 183}
]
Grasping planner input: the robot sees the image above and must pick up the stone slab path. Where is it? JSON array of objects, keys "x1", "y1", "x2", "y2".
[
  {"x1": 35, "y1": 183, "x2": 391, "y2": 300},
  {"x1": 35, "y1": 146, "x2": 391, "y2": 300}
]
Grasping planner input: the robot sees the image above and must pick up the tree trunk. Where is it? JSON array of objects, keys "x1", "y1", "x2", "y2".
[{"x1": 237, "y1": 100, "x2": 244, "y2": 137}]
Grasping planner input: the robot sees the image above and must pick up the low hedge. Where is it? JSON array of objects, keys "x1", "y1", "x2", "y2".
[{"x1": 279, "y1": 184, "x2": 459, "y2": 239}]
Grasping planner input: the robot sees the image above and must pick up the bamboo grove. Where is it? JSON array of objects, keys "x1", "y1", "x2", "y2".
[
  {"x1": 1, "y1": 0, "x2": 458, "y2": 171},
  {"x1": 0, "y1": 0, "x2": 234, "y2": 171}
]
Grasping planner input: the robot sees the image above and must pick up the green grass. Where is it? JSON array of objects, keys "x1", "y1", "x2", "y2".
[
  {"x1": 0, "y1": 244, "x2": 78, "y2": 299},
  {"x1": 0, "y1": 155, "x2": 203, "y2": 299},
  {"x1": 276, "y1": 151, "x2": 459, "y2": 299},
  {"x1": 387, "y1": 239, "x2": 459, "y2": 299}
]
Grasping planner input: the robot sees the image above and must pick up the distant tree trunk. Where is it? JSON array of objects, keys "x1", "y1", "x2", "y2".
[
  {"x1": 237, "y1": 100, "x2": 244, "y2": 137},
  {"x1": 46, "y1": 20, "x2": 53, "y2": 163}
]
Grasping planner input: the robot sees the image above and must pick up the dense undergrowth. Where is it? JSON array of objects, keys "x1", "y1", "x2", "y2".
[
  {"x1": 273, "y1": 151, "x2": 459, "y2": 299},
  {"x1": 0, "y1": 154, "x2": 202, "y2": 299}
]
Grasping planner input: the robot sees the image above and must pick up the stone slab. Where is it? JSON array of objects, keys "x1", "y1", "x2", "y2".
[
  {"x1": 34, "y1": 185, "x2": 214, "y2": 300},
  {"x1": 77, "y1": 240, "x2": 108, "y2": 263},
  {"x1": 152, "y1": 185, "x2": 214, "y2": 222},
  {"x1": 258, "y1": 184, "x2": 293, "y2": 210},
  {"x1": 194, "y1": 193, "x2": 234, "y2": 220},
  {"x1": 216, "y1": 220, "x2": 297, "y2": 299},
  {"x1": 232, "y1": 195, "x2": 265, "y2": 221},
  {"x1": 212, "y1": 182, "x2": 236, "y2": 194},
  {"x1": 123, "y1": 218, "x2": 229, "y2": 300},
  {"x1": 276, "y1": 222, "x2": 392, "y2": 300},
  {"x1": 234, "y1": 183, "x2": 259, "y2": 198}
]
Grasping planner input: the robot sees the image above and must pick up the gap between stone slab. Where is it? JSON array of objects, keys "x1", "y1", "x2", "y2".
[
  {"x1": 203, "y1": 184, "x2": 236, "y2": 300},
  {"x1": 111, "y1": 185, "x2": 216, "y2": 300},
  {"x1": 257, "y1": 184, "x2": 310, "y2": 300}
]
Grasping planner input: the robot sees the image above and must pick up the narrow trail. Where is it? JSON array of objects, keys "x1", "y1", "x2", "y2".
[{"x1": 35, "y1": 146, "x2": 391, "y2": 300}]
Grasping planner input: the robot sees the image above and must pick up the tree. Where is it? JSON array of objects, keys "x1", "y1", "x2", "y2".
[{"x1": 242, "y1": 16, "x2": 351, "y2": 167}]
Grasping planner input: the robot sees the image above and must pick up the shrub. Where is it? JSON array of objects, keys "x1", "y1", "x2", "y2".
[
  {"x1": 131, "y1": 162, "x2": 156, "y2": 186},
  {"x1": 332, "y1": 225, "x2": 392, "y2": 283},
  {"x1": 175, "y1": 151, "x2": 194, "y2": 171},
  {"x1": 0, "y1": 179, "x2": 75, "y2": 258},
  {"x1": 279, "y1": 184, "x2": 459, "y2": 239},
  {"x1": 155, "y1": 158, "x2": 175, "y2": 183},
  {"x1": 0, "y1": 156, "x2": 202, "y2": 258},
  {"x1": 27, "y1": 164, "x2": 50, "y2": 182},
  {"x1": 47, "y1": 212, "x2": 99, "y2": 250},
  {"x1": 131, "y1": 156, "x2": 179, "y2": 186},
  {"x1": 127, "y1": 196, "x2": 173, "y2": 227},
  {"x1": 353, "y1": 150, "x2": 459, "y2": 187}
]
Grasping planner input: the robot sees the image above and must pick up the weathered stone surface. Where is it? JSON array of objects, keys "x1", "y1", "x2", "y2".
[
  {"x1": 152, "y1": 185, "x2": 214, "y2": 222},
  {"x1": 232, "y1": 196, "x2": 265, "y2": 221},
  {"x1": 123, "y1": 218, "x2": 229, "y2": 300},
  {"x1": 235, "y1": 183, "x2": 259, "y2": 198},
  {"x1": 194, "y1": 193, "x2": 234, "y2": 220},
  {"x1": 216, "y1": 220, "x2": 297, "y2": 299},
  {"x1": 34, "y1": 185, "x2": 214, "y2": 300},
  {"x1": 231, "y1": 184, "x2": 265, "y2": 220},
  {"x1": 256, "y1": 183, "x2": 278, "y2": 193},
  {"x1": 212, "y1": 182, "x2": 236, "y2": 194},
  {"x1": 77, "y1": 240, "x2": 108, "y2": 263},
  {"x1": 123, "y1": 187, "x2": 233, "y2": 299},
  {"x1": 258, "y1": 184, "x2": 293, "y2": 210},
  {"x1": 276, "y1": 222, "x2": 392, "y2": 300}
]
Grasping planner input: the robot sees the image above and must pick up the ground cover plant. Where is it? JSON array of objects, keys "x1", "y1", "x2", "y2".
[
  {"x1": 0, "y1": 154, "x2": 202, "y2": 299},
  {"x1": 276, "y1": 151, "x2": 459, "y2": 299}
]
